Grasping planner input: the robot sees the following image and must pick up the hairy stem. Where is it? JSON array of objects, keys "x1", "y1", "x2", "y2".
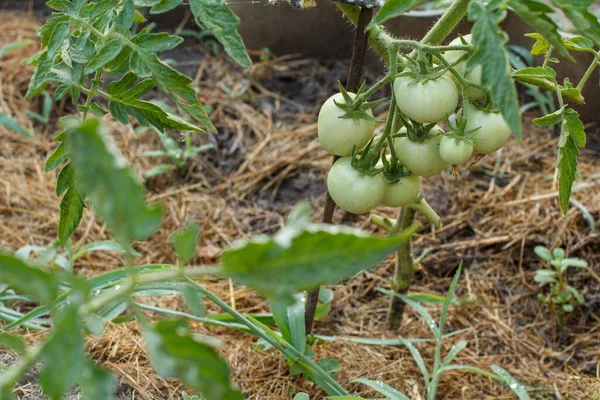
[
  {"x1": 387, "y1": 207, "x2": 418, "y2": 330},
  {"x1": 305, "y1": 6, "x2": 373, "y2": 335}
]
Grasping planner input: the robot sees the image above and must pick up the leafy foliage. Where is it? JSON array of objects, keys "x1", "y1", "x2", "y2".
[
  {"x1": 65, "y1": 118, "x2": 163, "y2": 246},
  {"x1": 468, "y1": 0, "x2": 522, "y2": 140}
]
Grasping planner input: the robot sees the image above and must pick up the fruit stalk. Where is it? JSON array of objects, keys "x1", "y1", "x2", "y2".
[{"x1": 305, "y1": 6, "x2": 373, "y2": 334}]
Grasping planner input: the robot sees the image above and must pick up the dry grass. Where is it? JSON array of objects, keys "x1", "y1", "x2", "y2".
[{"x1": 1, "y1": 11, "x2": 600, "y2": 400}]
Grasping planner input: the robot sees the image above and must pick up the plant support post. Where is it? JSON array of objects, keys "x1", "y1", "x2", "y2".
[{"x1": 305, "y1": 6, "x2": 374, "y2": 334}]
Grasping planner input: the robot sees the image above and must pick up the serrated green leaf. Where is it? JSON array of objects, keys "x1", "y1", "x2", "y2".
[
  {"x1": 368, "y1": 0, "x2": 421, "y2": 28},
  {"x1": 550, "y1": 0, "x2": 600, "y2": 48},
  {"x1": 107, "y1": 72, "x2": 203, "y2": 132},
  {"x1": 81, "y1": 0, "x2": 120, "y2": 19},
  {"x1": 26, "y1": 51, "x2": 53, "y2": 98},
  {"x1": 56, "y1": 162, "x2": 75, "y2": 196},
  {"x1": 557, "y1": 136, "x2": 579, "y2": 214},
  {"x1": 468, "y1": 2, "x2": 522, "y2": 140},
  {"x1": 65, "y1": 119, "x2": 163, "y2": 245},
  {"x1": 189, "y1": 0, "x2": 251, "y2": 68},
  {"x1": 150, "y1": 0, "x2": 183, "y2": 14},
  {"x1": 221, "y1": 204, "x2": 416, "y2": 301},
  {"x1": 45, "y1": 142, "x2": 67, "y2": 171},
  {"x1": 38, "y1": 15, "x2": 70, "y2": 49},
  {"x1": 0, "y1": 112, "x2": 34, "y2": 140},
  {"x1": 69, "y1": 32, "x2": 96, "y2": 64},
  {"x1": 0, "y1": 253, "x2": 59, "y2": 304},
  {"x1": 172, "y1": 222, "x2": 200, "y2": 265},
  {"x1": 532, "y1": 105, "x2": 565, "y2": 127},
  {"x1": 120, "y1": 53, "x2": 214, "y2": 131},
  {"x1": 116, "y1": 0, "x2": 135, "y2": 30},
  {"x1": 563, "y1": 108, "x2": 586, "y2": 148},
  {"x1": 46, "y1": 0, "x2": 72, "y2": 13},
  {"x1": 132, "y1": 32, "x2": 184, "y2": 52},
  {"x1": 59, "y1": 187, "x2": 85, "y2": 245},
  {"x1": 81, "y1": 361, "x2": 117, "y2": 400},
  {"x1": 40, "y1": 305, "x2": 86, "y2": 400},
  {"x1": 143, "y1": 319, "x2": 243, "y2": 399},
  {"x1": 85, "y1": 39, "x2": 124, "y2": 74},
  {"x1": 563, "y1": 36, "x2": 596, "y2": 53},
  {"x1": 47, "y1": 20, "x2": 70, "y2": 60},
  {"x1": 105, "y1": 46, "x2": 133, "y2": 72},
  {"x1": 508, "y1": 0, "x2": 572, "y2": 60}
]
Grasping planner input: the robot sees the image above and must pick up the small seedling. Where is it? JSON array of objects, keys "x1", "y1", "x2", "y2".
[
  {"x1": 142, "y1": 128, "x2": 213, "y2": 179},
  {"x1": 534, "y1": 245, "x2": 588, "y2": 328}
]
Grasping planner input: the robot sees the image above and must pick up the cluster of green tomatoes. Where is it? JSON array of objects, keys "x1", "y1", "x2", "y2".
[{"x1": 318, "y1": 35, "x2": 512, "y2": 214}]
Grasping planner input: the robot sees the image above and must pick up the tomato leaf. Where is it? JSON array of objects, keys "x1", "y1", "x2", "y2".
[
  {"x1": 65, "y1": 119, "x2": 163, "y2": 245},
  {"x1": 468, "y1": 1, "x2": 522, "y2": 140},
  {"x1": 107, "y1": 72, "x2": 203, "y2": 132},
  {"x1": 125, "y1": 51, "x2": 215, "y2": 132},
  {"x1": 550, "y1": 0, "x2": 600, "y2": 48},
  {"x1": 80, "y1": 361, "x2": 117, "y2": 400},
  {"x1": 40, "y1": 305, "x2": 86, "y2": 400},
  {"x1": 131, "y1": 32, "x2": 184, "y2": 53},
  {"x1": 562, "y1": 36, "x2": 596, "y2": 53},
  {"x1": 58, "y1": 187, "x2": 85, "y2": 245},
  {"x1": 189, "y1": 0, "x2": 252, "y2": 68},
  {"x1": 557, "y1": 108, "x2": 586, "y2": 213},
  {"x1": 143, "y1": 319, "x2": 243, "y2": 399},
  {"x1": 0, "y1": 253, "x2": 59, "y2": 304},
  {"x1": 84, "y1": 39, "x2": 124, "y2": 74},
  {"x1": 368, "y1": 0, "x2": 421, "y2": 29},
  {"x1": 172, "y1": 222, "x2": 200, "y2": 265},
  {"x1": 221, "y1": 203, "x2": 416, "y2": 302},
  {"x1": 532, "y1": 105, "x2": 565, "y2": 127},
  {"x1": 149, "y1": 0, "x2": 183, "y2": 14},
  {"x1": 508, "y1": 0, "x2": 572, "y2": 60}
]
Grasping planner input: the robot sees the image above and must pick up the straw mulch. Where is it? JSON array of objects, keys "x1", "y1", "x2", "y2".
[{"x1": 1, "y1": 12, "x2": 599, "y2": 400}]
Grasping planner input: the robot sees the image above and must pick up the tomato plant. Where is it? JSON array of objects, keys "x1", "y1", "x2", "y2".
[{"x1": 0, "y1": 0, "x2": 598, "y2": 399}]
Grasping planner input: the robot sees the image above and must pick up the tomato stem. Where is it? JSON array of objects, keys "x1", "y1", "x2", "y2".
[{"x1": 305, "y1": 6, "x2": 374, "y2": 335}]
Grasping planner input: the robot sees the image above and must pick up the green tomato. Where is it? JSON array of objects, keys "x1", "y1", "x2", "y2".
[
  {"x1": 327, "y1": 157, "x2": 384, "y2": 214},
  {"x1": 460, "y1": 105, "x2": 511, "y2": 154},
  {"x1": 394, "y1": 73, "x2": 459, "y2": 123},
  {"x1": 393, "y1": 126, "x2": 446, "y2": 177},
  {"x1": 382, "y1": 174, "x2": 421, "y2": 207},
  {"x1": 443, "y1": 34, "x2": 486, "y2": 102},
  {"x1": 318, "y1": 92, "x2": 375, "y2": 156},
  {"x1": 439, "y1": 136, "x2": 473, "y2": 165}
]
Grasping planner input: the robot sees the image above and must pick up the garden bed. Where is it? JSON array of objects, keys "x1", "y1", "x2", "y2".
[{"x1": 1, "y1": 11, "x2": 599, "y2": 400}]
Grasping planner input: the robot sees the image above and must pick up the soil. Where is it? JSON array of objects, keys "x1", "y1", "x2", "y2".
[{"x1": 1, "y1": 11, "x2": 600, "y2": 400}]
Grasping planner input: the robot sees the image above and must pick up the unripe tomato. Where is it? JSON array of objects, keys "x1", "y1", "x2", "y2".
[
  {"x1": 327, "y1": 157, "x2": 385, "y2": 214},
  {"x1": 393, "y1": 126, "x2": 446, "y2": 177},
  {"x1": 318, "y1": 92, "x2": 375, "y2": 156},
  {"x1": 382, "y1": 174, "x2": 421, "y2": 207},
  {"x1": 394, "y1": 73, "x2": 459, "y2": 123},
  {"x1": 439, "y1": 136, "x2": 473, "y2": 165},
  {"x1": 460, "y1": 105, "x2": 511, "y2": 154},
  {"x1": 443, "y1": 34, "x2": 486, "y2": 102}
]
